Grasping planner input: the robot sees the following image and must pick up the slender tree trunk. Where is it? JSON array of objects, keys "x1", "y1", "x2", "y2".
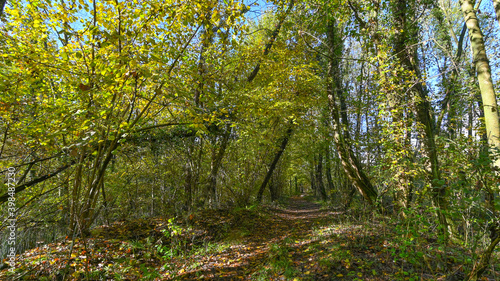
[
  {"x1": 325, "y1": 146, "x2": 335, "y2": 193},
  {"x1": 79, "y1": 140, "x2": 118, "y2": 236},
  {"x1": 194, "y1": 6, "x2": 214, "y2": 107},
  {"x1": 70, "y1": 151, "x2": 85, "y2": 234},
  {"x1": 68, "y1": 138, "x2": 119, "y2": 236},
  {"x1": 184, "y1": 158, "x2": 193, "y2": 209},
  {"x1": 315, "y1": 153, "x2": 327, "y2": 200},
  {"x1": 468, "y1": 235, "x2": 500, "y2": 280},
  {"x1": 207, "y1": 123, "x2": 231, "y2": 208},
  {"x1": 392, "y1": 0, "x2": 448, "y2": 230},
  {"x1": 269, "y1": 172, "x2": 279, "y2": 201},
  {"x1": 247, "y1": 0, "x2": 295, "y2": 82},
  {"x1": 310, "y1": 166, "x2": 316, "y2": 197},
  {"x1": 187, "y1": 137, "x2": 203, "y2": 208},
  {"x1": 294, "y1": 176, "x2": 300, "y2": 193},
  {"x1": 432, "y1": 4, "x2": 463, "y2": 138},
  {"x1": 326, "y1": 21, "x2": 377, "y2": 204},
  {"x1": 183, "y1": 137, "x2": 197, "y2": 210},
  {"x1": 256, "y1": 125, "x2": 293, "y2": 203}
]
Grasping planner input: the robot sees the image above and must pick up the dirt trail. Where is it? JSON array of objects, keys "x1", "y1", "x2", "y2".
[{"x1": 179, "y1": 195, "x2": 337, "y2": 280}]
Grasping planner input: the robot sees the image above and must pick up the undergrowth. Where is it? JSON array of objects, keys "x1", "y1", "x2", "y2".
[{"x1": 1, "y1": 197, "x2": 499, "y2": 280}]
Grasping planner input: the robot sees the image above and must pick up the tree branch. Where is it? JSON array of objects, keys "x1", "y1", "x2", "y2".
[
  {"x1": 347, "y1": 0, "x2": 368, "y2": 30},
  {"x1": 0, "y1": 160, "x2": 76, "y2": 204},
  {"x1": 0, "y1": 0, "x2": 7, "y2": 17},
  {"x1": 247, "y1": 0, "x2": 295, "y2": 82}
]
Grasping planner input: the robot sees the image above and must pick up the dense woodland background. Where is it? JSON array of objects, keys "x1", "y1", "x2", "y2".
[{"x1": 1, "y1": 0, "x2": 500, "y2": 279}]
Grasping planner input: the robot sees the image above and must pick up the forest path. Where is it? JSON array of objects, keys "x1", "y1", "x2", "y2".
[
  {"x1": 178, "y1": 195, "x2": 342, "y2": 280},
  {"x1": 3, "y1": 195, "x2": 481, "y2": 280}
]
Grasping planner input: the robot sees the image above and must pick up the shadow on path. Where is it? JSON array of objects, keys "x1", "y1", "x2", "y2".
[{"x1": 177, "y1": 195, "x2": 339, "y2": 280}]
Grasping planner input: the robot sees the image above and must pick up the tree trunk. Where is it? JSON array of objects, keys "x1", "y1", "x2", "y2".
[
  {"x1": 461, "y1": 0, "x2": 500, "y2": 169},
  {"x1": 294, "y1": 176, "x2": 300, "y2": 193},
  {"x1": 194, "y1": 6, "x2": 214, "y2": 107},
  {"x1": 80, "y1": 141, "x2": 118, "y2": 236},
  {"x1": 183, "y1": 137, "x2": 198, "y2": 210},
  {"x1": 325, "y1": 146, "x2": 335, "y2": 193},
  {"x1": 493, "y1": 0, "x2": 500, "y2": 29},
  {"x1": 247, "y1": 0, "x2": 295, "y2": 82},
  {"x1": 326, "y1": 21, "x2": 377, "y2": 204},
  {"x1": 269, "y1": 174, "x2": 278, "y2": 201},
  {"x1": 468, "y1": 233, "x2": 500, "y2": 280},
  {"x1": 310, "y1": 167, "x2": 316, "y2": 197},
  {"x1": 69, "y1": 139, "x2": 119, "y2": 236},
  {"x1": 392, "y1": 0, "x2": 448, "y2": 230},
  {"x1": 315, "y1": 153, "x2": 327, "y2": 200},
  {"x1": 460, "y1": 2, "x2": 500, "y2": 278},
  {"x1": 207, "y1": 123, "x2": 231, "y2": 208},
  {"x1": 0, "y1": 0, "x2": 6, "y2": 17},
  {"x1": 256, "y1": 124, "x2": 293, "y2": 203},
  {"x1": 184, "y1": 159, "x2": 193, "y2": 210}
]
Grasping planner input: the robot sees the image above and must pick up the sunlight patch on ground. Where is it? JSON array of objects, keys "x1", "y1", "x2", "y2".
[{"x1": 312, "y1": 224, "x2": 362, "y2": 238}]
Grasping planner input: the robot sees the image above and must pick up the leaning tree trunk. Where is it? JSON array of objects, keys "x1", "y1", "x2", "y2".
[
  {"x1": 256, "y1": 124, "x2": 293, "y2": 203},
  {"x1": 326, "y1": 21, "x2": 377, "y2": 204},
  {"x1": 460, "y1": 0, "x2": 500, "y2": 279},
  {"x1": 468, "y1": 234, "x2": 500, "y2": 281}
]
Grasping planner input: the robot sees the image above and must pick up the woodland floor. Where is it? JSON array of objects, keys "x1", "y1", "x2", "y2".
[{"x1": 1, "y1": 195, "x2": 499, "y2": 280}]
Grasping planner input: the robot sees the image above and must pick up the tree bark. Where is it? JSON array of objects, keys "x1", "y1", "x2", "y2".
[
  {"x1": 184, "y1": 157, "x2": 193, "y2": 209},
  {"x1": 269, "y1": 173, "x2": 279, "y2": 201},
  {"x1": 247, "y1": 0, "x2": 295, "y2": 82},
  {"x1": 468, "y1": 233, "x2": 500, "y2": 280},
  {"x1": 460, "y1": 1, "x2": 500, "y2": 278},
  {"x1": 256, "y1": 125, "x2": 293, "y2": 203},
  {"x1": 432, "y1": 3, "x2": 461, "y2": 138},
  {"x1": 310, "y1": 166, "x2": 316, "y2": 197},
  {"x1": 207, "y1": 123, "x2": 232, "y2": 208},
  {"x1": 315, "y1": 153, "x2": 327, "y2": 200},
  {"x1": 77, "y1": 140, "x2": 118, "y2": 236},
  {"x1": 392, "y1": 0, "x2": 448, "y2": 229},
  {"x1": 326, "y1": 21, "x2": 377, "y2": 204},
  {"x1": 194, "y1": 6, "x2": 214, "y2": 107},
  {"x1": 461, "y1": 0, "x2": 500, "y2": 169},
  {"x1": 325, "y1": 146, "x2": 335, "y2": 193},
  {"x1": 0, "y1": 161, "x2": 75, "y2": 204}
]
